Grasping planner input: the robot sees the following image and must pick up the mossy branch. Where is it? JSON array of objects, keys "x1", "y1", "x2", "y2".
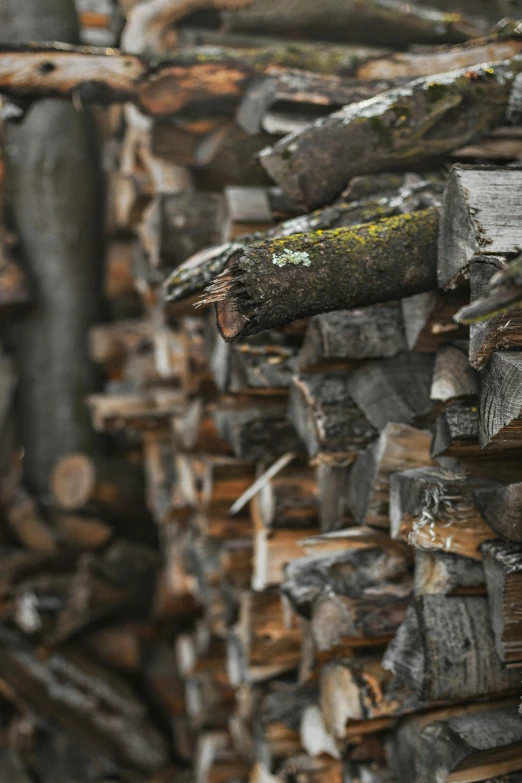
[{"x1": 204, "y1": 207, "x2": 440, "y2": 342}]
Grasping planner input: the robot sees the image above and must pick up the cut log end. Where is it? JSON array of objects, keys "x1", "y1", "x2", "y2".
[{"x1": 51, "y1": 453, "x2": 97, "y2": 510}]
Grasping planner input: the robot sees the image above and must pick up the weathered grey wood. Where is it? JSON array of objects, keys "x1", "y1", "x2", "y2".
[
  {"x1": 316, "y1": 460, "x2": 353, "y2": 532},
  {"x1": 467, "y1": 255, "x2": 522, "y2": 369},
  {"x1": 140, "y1": 191, "x2": 227, "y2": 272},
  {"x1": 430, "y1": 343, "x2": 478, "y2": 402},
  {"x1": 382, "y1": 596, "x2": 519, "y2": 702},
  {"x1": 347, "y1": 352, "x2": 435, "y2": 431},
  {"x1": 288, "y1": 373, "x2": 376, "y2": 459},
  {"x1": 2, "y1": 0, "x2": 103, "y2": 497},
  {"x1": 390, "y1": 466, "x2": 498, "y2": 559},
  {"x1": 431, "y1": 399, "x2": 480, "y2": 457},
  {"x1": 259, "y1": 61, "x2": 522, "y2": 209},
  {"x1": 213, "y1": 401, "x2": 303, "y2": 461},
  {"x1": 401, "y1": 290, "x2": 468, "y2": 352},
  {"x1": 414, "y1": 550, "x2": 485, "y2": 596},
  {"x1": 223, "y1": 0, "x2": 486, "y2": 47},
  {"x1": 298, "y1": 304, "x2": 406, "y2": 370},
  {"x1": 282, "y1": 545, "x2": 411, "y2": 619},
  {"x1": 349, "y1": 423, "x2": 433, "y2": 530},
  {"x1": 438, "y1": 166, "x2": 522, "y2": 289},
  {"x1": 416, "y1": 706, "x2": 522, "y2": 783},
  {"x1": 209, "y1": 209, "x2": 439, "y2": 342},
  {"x1": 455, "y1": 250, "x2": 522, "y2": 328},
  {"x1": 479, "y1": 352, "x2": 522, "y2": 449},
  {"x1": 474, "y1": 482, "x2": 522, "y2": 543},
  {"x1": 483, "y1": 540, "x2": 522, "y2": 665}
]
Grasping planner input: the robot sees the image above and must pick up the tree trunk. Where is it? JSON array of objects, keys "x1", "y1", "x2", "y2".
[{"x1": 2, "y1": 0, "x2": 104, "y2": 497}]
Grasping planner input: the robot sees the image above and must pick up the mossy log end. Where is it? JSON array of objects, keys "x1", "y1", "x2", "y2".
[
  {"x1": 205, "y1": 207, "x2": 439, "y2": 342},
  {"x1": 259, "y1": 57, "x2": 522, "y2": 208}
]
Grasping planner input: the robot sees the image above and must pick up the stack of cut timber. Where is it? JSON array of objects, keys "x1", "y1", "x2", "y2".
[{"x1": 4, "y1": 1, "x2": 522, "y2": 782}]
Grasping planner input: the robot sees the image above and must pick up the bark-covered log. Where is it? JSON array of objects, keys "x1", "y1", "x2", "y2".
[
  {"x1": 223, "y1": 0, "x2": 487, "y2": 47},
  {"x1": 208, "y1": 208, "x2": 439, "y2": 341},
  {"x1": 165, "y1": 176, "x2": 440, "y2": 303},
  {"x1": 259, "y1": 60, "x2": 522, "y2": 209},
  {"x1": 401, "y1": 290, "x2": 468, "y2": 352},
  {"x1": 483, "y1": 540, "x2": 522, "y2": 665},
  {"x1": 416, "y1": 706, "x2": 522, "y2": 783},
  {"x1": 473, "y1": 482, "x2": 522, "y2": 543},
  {"x1": 2, "y1": 1, "x2": 104, "y2": 497},
  {"x1": 298, "y1": 303, "x2": 406, "y2": 370},
  {"x1": 288, "y1": 373, "x2": 376, "y2": 460},
  {"x1": 349, "y1": 423, "x2": 434, "y2": 529},
  {"x1": 479, "y1": 352, "x2": 522, "y2": 449},
  {"x1": 382, "y1": 595, "x2": 519, "y2": 702},
  {"x1": 0, "y1": 623, "x2": 168, "y2": 773},
  {"x1": 390, "y1": 466, "x2": 498, "y2": 559},
  {"x1": 414, "y1": 550, "x2": 485, "y2": 596},
  {"x1": 438, "y1": 165, "x2": 522, "y2": 288},
  {"x1": 213, "y1": 400, "x2": 303, "y2": 460}
]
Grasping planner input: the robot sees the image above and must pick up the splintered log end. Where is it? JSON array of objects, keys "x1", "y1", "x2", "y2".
[
  {"x1": 199, "y1": 251, "x2": 251, "y2": 341},
  {"x1": 51, "y1": 453, "x2": 96, "y2": 510}
]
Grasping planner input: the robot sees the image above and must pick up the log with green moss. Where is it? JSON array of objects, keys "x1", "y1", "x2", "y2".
[
  {"x1": 259, "y1": 57, "x2": 522, "y2": 208},
  {"x1": 203, "y1": 207, "x2": 439, "y2": 342},
  {"x1": 164, "y1": 176, "x2": 442, "y2": 302}
]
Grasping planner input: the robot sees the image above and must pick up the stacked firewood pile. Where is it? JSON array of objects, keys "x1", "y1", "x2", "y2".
[{"x1": 2, "y1": 1, "x2": 522, "y2": 782}]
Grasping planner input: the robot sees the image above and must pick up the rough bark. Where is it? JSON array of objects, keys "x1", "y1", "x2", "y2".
[
  {"x1": 430, "y1": 399, "x2": 480, "y2": 457},
  {"x1": 482, "y1": 540, "x2": 522, "y2": 665},
  {"x1": 209, "y1": 208, "x2": 439, "y2": 341},
  {"x1": 259, "y1": 59, "x2": 522, "y2": 209},
  {"x1": 2, "y1": 0, "x2": 104, "y2": 497}
]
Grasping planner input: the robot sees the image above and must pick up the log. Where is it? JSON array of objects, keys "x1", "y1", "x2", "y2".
[
  {"x1": 50, "y1": 452, "x2": 149, "y2": 524},
  {"x1": 438, "y1": 166, "x2": 522, "y2": 289},
  {"x1": 165, "y1": 176, "x2": 440, "y2": 303},
  {"x1": 2, "y1": 1, "x2": 104, "y2": 497},
  {"x1": 401, "y1": 290, "x2": 468, "y2": 352},
  {"x1": 482, "y1": 540, "x2": 522, "y2": 665},
  {"x1": 430, "y1": 342, "x2": 478, "y2": 402},
  {"x1": 416, "y1": 705, "x2": 522, "y2": 783},
  {"x1": 251, "y1": 464, "x2": 318, "y2": 529},
  {"x1": 0, "y1": 623, "x2": 168, "y2": 773},
  {"x1": 315, "y1": 460, "x2": 352, "y2": 532},
  {"x1": 466, "y1": 256, "x2": 522, "y2": 369},
  {"x1": 259, "y1": 60, "x2": 522, "y2": 209},
  {"x1": 5, "y1": 486, "x2": 58, "y2": 553},
  {"x1": 382, "y1": 595, "x2": 519, "y2": 702},
  {"x1": 430, "y1": 399, "x2": 480, "y2": 457},
  {"x1": 281, "y1": 544, "x2": 412, "y2": 619},
  {"x1": 347, "y1": 352, "x2": 435, "y2": 430},
  {"x1": 222, "y1": 0, "x2": 486, "y2": 47},
  {"x1": 387, "y1": 701, "x2": 518, "y2": 783},
  {"x1": 213, "y1": 400, "x2": 303, "y2": 460},
  {"x1": 209, "y1": 208, "x2": 440, "y2": 341},
  {"x1": 288, "y1": 373, "x2": 376, "y2": 459},
  {"x1": 349, "y1": 423, "x2": 434, "y2": 529},
  {"x1": 473, "y1": 482, "x2": 522, "y2": 543},
  {"x1": 390, "y1": 466, "x2": 497, "y2": 560},
  {"x1": 455, "y1": 250, "x2": 522, "y2": 328},
  {"x1": 252, "y1": 525, "x2": 319, "y2": 591},
  {"x1": 414, "y1": 550, "x2": 485, "y2": 596},
  {"x1": 320, "y1": 657, "x2": 421, "y2": 740},
  {"x1": 479, "y1": 352, "x2": 522, "y2": 448},
  {"x1": 298, "y1": 303, "x2": 406, "y2": 371}
]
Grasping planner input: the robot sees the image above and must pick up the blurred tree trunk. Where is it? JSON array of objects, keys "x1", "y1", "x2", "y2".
[{"x1": 1, "y1": 0, "x2": 104, "y2": 497}]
